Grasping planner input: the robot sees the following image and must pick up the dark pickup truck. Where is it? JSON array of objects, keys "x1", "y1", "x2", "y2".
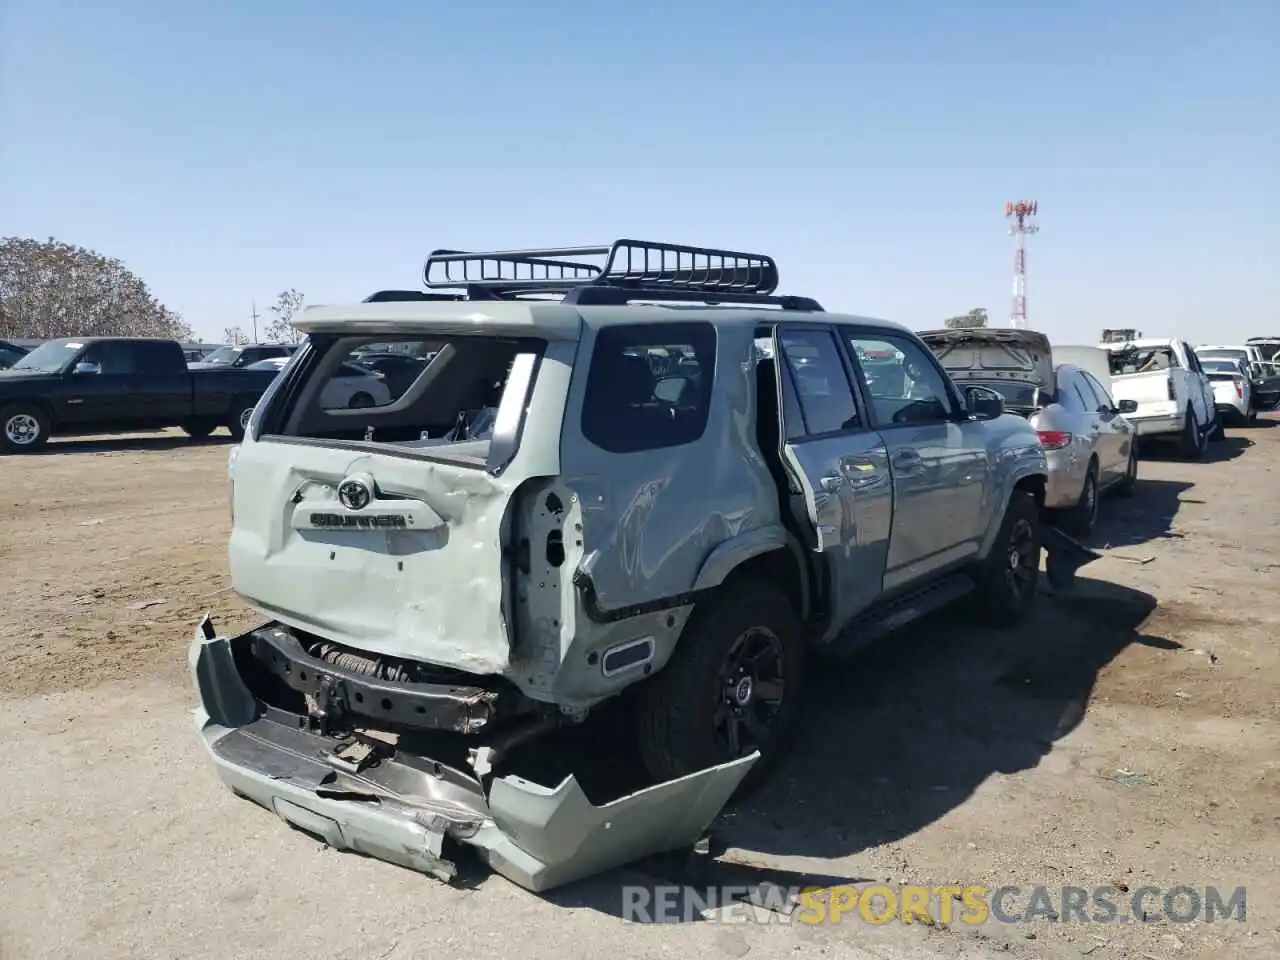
[{"x1": 0, "y1": 337, "x2": 280, "y2": 453}]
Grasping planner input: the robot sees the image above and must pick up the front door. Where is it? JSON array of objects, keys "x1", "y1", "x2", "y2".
[
  {"x1": 1081, "y1": 371, "x2": 1131, "y2": 482},
  {"x1": 770, "y1": 325, "x2": 892, "y2": 634},
  {"x1": 840, "y1": 328, "x2": 985, "y2": 592}
]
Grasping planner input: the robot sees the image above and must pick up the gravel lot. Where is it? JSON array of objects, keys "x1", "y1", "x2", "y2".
[{"x1": 2, "y1": 423, "x2": 1278, "y2": 960}]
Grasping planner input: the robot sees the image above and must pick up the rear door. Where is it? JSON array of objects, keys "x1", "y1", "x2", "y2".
[
  {"x1": 771, "y1": 324, "x2": 892, "y2": 630},
  {"x1": 840, "y1": 328, "x2": 986, "y2": 591}
]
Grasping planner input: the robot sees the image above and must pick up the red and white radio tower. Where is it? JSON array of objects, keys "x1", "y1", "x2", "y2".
[{"x1": 1005, "y1": 200, "x2": 1039, "y2": 329}]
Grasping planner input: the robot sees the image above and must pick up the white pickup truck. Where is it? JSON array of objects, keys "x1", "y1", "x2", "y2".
[{"x1": 1100, "y1": 338, "x2": 1218, "y2": 458}]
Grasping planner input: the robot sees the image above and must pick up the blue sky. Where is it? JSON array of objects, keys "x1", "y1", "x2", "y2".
[{"x1": 2, "y1": 0, "x2": 1276, "y2": 344}]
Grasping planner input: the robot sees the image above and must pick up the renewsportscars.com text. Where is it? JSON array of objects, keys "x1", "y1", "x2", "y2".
[{"x1": 621, "y1": 883, "x2": 1247, "y2": 926}]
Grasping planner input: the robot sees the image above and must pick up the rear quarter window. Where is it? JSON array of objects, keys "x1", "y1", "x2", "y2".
[{"x1": 581, "y1": 322, "x2": 716, "y2": 454}]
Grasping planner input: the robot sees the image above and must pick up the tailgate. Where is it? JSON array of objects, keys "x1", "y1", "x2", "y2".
[
  {"x1": 228, "y1": 440, "x2": 516, "y2": 673},
  {"x1": 1109, "y1": 371, "x2": 1173, "y2": 404}
]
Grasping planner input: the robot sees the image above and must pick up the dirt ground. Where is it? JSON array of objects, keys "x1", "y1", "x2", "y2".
[{"x1": 1, "y1": 424, "x2": 1277, "y2": 960}]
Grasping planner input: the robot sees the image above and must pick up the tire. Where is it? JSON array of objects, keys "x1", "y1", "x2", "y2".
[
  {"x1": 348, "y1": 392, "x2": 375, "y2": 409},
  {"x1": 181, "y1": 419, "x2": 217, "y2": 440},
  {"x1": 1178, "y1": 406, "x2": 1206, "y2": 460},
  {"x1": 634, "y1": 578, "x2": 805, "y2": 792},
  {"x1": 1115, "y1": 441, "x2": 1138, "y2": 497},
  {"x1": 1061, "y1": 462, "x2": 1100, "y2": 536},
  {"x1": 971, "y1": 490, "x2": 1041, "y2": 628},
  {"x1": 1208, "y1": 412, "x2": 1225, "y2": 441},
  {"x1": 227, "y1": 398, "x2": 257, "y2": 441},
  {"x1": 0, "y1": 404, "x2": 51, "y2": 454}
]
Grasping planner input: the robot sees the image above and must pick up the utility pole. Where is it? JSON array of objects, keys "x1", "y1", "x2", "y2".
[{"x1": 250, "y1": 302, "x2": 260, "y2": 342}]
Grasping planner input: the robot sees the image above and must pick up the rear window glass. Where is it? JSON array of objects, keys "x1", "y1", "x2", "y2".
[
  {"x1": 1108, "y1": 347, "x2": 1178, "y2": 375},
  {"x1": 581, "y1": 322, "x2": 715, "y2": 454},
  {"x1": 267, "y1": 334, "x2": 542, "y2": 468}
]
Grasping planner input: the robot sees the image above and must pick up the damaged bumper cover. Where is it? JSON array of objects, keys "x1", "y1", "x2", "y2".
[{"x1": 189, "y1": 617, "x2": 756, "y2": 892}]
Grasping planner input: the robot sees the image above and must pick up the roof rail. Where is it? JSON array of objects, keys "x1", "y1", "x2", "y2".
[
  {"x1": 420, "y1": 239, "x2": 814, "y2": 309},
  {"x1": 363, "y1": 290, "x2": 465, "y2": 303}
]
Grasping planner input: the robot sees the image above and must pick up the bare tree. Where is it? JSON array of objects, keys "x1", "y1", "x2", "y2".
[
  {"x1": 944, "y1": 308, "x2": 989, "y2": 330},
  {"x1": 223, "y1": 326, "x2": 250, "y2": 345},
  {"x1": 0, "y1": 236, "x2": 192, "y2": 341},
  {"x1": 264, "y1": 288, "x2": 305, "y2": 343}
]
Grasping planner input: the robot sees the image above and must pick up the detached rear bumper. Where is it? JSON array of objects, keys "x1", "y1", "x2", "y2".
[{"x1": 189, "y1": 617, "x2": 755, "y2": 892}]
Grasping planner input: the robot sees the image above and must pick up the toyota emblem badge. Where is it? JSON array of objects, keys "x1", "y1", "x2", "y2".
[{"x1": 337, "y1": 478, "x2": 372, "y2": 511}]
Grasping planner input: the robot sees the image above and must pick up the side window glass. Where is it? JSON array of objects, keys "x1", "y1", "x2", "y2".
[
  {"x1": 776, "y1": 328, "x2": 860, "y2": 436},
  {"x1": 846, "y1": 332, "x2": 952, "y2": 426},
  {"x1": 580, "y1": 322, "x2": 716, "y2": 454},
  {"x1": 136, "y1": 342, "x2": 174, "y2": 374},
  {"x1": 1086, "y1": 374, "x2": 1115, "y2": 410},
  {"x1": 87, "y1": 343, "x2": 139, "y2": 375},
  {"x1": 1071, "y1": 378, "x2": 1093, "y2": 411}
]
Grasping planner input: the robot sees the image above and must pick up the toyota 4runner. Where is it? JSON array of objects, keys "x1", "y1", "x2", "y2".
[{"x1": 191, "y1": 239, "x2": 1087, "y2": 892}]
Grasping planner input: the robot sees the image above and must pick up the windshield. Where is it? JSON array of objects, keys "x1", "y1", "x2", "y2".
[
  {"x1": 201, "y1": 347, "x2": 242, "y2": 365},
  {"x1": 1198, "y1": 349, "x2": 1247, "y2": 362},
  {"x1": 10, "y1": 341, "x2": 82, "y2": 373},
  {"x1": 969, "y1": 380, "x2": 1040, "y2": 409},
  {"x1": 1202, "y1": 360, "x2": 1241, "y2": 374}
]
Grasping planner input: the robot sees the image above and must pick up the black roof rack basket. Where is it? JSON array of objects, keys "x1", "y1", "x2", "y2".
[{"x1": 425, "y1": 238, "x2": 784, "y2": 294}]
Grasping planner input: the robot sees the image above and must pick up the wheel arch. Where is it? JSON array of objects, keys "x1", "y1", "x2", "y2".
[
  {"x1": 692, "y1": 526, "x2": 811, "y2": 623},
  {"x1": 1, "y1": 397, "x2": 56, "y2": 427}
]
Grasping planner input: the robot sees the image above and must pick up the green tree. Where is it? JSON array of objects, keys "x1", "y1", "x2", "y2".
[{"x1": 0, "y1": 237, "x2": 192, "y2": 341}]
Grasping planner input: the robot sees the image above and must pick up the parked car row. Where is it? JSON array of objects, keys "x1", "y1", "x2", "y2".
[{"x1": 915, "y1": 328, "x2": 1270, "y2": 537}]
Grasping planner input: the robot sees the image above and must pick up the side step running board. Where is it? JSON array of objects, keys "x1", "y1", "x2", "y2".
[{"x1": 827, "y1": 573, "x2": 975, "y2": 659}]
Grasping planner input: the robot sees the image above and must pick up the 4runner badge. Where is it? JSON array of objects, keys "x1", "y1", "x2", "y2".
[{"x1": 337, "y1": 478, "x2": 372, "y2": 511}]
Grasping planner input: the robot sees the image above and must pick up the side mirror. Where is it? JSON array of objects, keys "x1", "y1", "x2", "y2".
[
  {"x1": 1116, "y1": 399, "x2": 1139, "y2": 414},
  {"x1": 964, "y1": 385, "x2": 1004, "y2": 420},
  {"x1": 73, "y1": 361, "x2": 101, "y2": 375}
]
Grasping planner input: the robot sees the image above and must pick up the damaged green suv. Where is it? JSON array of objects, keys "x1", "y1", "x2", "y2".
[{"x1": 191, "y1": 239, "x2": 1086, "y2": 892}]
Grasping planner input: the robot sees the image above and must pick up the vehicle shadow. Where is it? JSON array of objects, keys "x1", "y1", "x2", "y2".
[
  {"x1": 1088, "y1": 477, "x2": 1195, "y2": 549},
  {"x1": 43, "y1": 433, "x2": 236, "y2": 455},
  {"x1": 1138, "y1": 435, "x2": 1252, "y2": 464},
  {"x1": 525, "y1": 575, "x2": 1168, "y2": 922}
]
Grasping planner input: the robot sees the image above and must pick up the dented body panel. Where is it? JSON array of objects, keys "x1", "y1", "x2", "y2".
[{"x1": 190, "y1": 620, "x2": 755, "y2": 891}]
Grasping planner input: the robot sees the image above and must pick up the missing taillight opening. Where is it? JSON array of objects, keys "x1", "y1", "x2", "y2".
[{"x1": 1037, "y1": 430, "x2": 1072, "y2": 450}]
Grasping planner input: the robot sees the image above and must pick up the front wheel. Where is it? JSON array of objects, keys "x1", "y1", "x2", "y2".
[
  {"x1": 634, "y1": 579, "x2": 805, "y2": 793},
  {"x1": 1115, "y1": 441, "x2": 1138, "y2": 496},
  {"x1": 0, "y1": 404, "x2": 51, "y2": 454},
  {"x1": 971, "y1": 490, "x2": 1041, "y2": 627}
]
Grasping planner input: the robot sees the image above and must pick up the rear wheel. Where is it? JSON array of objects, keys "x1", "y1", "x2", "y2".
[
  {"x1": 1208, "y1": 412, "x2": 1225, "y2": 441},
  {"x1": 971, "y1": 490, "x2": 1041, "y2": 627},
  {"x1": 0, "y1": 404, "x2": 50, "y2": 454},
  {"x1": 1178, "y1": 407, "x2": 1207, "y2": 460},
  {"x1": 634, "y1": 578, "x2": 805, "y2": 793},
  {"x1": 1061, "y1": 462, "x2": 1100, "y2": 536},
  {"x1": 227, "y1": 398, "x2": 257, "y2": 441},
  {"x1": 181, "y1": 419, "x2": 218, "y2": 439}
]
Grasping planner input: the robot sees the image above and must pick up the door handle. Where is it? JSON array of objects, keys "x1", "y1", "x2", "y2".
[
  {"x1": 892, "y1": 449, "x2": 921, "y2": 466},
  {"x1": 820, "y1": 474, "x2": 844, "y2": 493}
]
